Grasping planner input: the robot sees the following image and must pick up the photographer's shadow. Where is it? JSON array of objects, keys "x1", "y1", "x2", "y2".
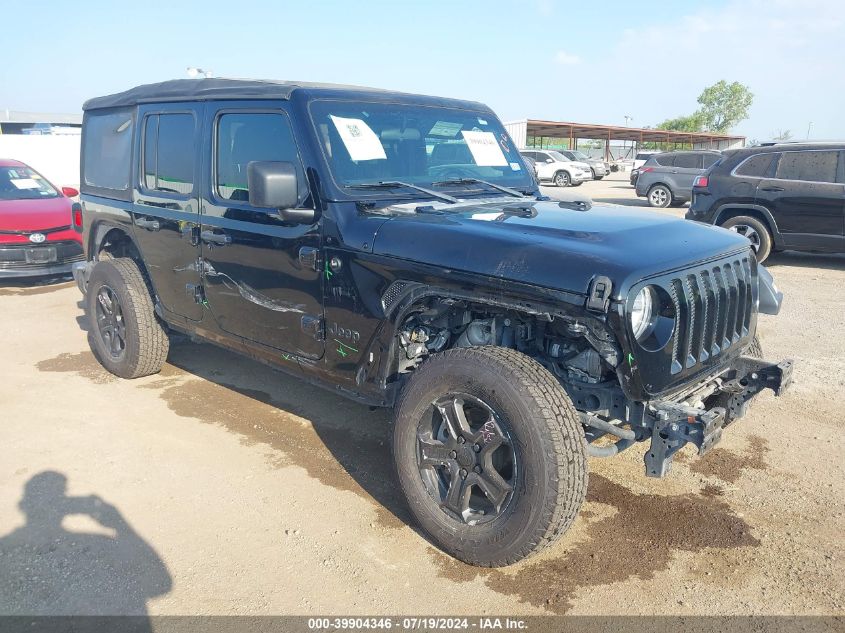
[{"x1": 0, "y1": 471, "x2": 171, "y2": 618}]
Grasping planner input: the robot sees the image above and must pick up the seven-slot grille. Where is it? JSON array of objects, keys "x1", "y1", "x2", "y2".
[{"x1": 666, "y1": 254, "x2": 755, "y2": 375}]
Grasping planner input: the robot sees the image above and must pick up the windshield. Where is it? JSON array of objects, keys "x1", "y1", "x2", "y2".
[
  {"x1": 309, "y1": 100, "x2": 534, "y2": 193},
  {"x1": 570, "y1": 150, "x2": 590, "y2": 161},
  {"x1": 547, "y1": 151, "x2": 570, "y2": 162},
  {"x1": 0, "y1": 165, "x2": 59, "y2": 201}
]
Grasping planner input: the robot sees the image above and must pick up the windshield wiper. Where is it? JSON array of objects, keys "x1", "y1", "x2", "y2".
[
  {"x1": 347, "y1": 181, "x2": 457, "y2": 204},
  {"x1": 431, "y1": 178, "x2": 524, "y2": 198}
]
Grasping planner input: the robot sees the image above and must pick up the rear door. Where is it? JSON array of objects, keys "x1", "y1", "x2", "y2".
[
  {"x1": 756, "y1": 149, "x2": 845, "y2": 251},
  {"x1": 198, "y1": 102, "x2": 324, "y2": 359},
  {"x1": 669, "y1": 152, "x2": 703, "y2": 198},
  {"x1": 132, "y1": 106, "x2": 203, "y2": 321}
]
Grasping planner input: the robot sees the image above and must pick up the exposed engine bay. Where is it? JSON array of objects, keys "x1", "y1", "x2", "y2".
[{"x1": 396, "y1": 298, "x2": 622, "y2": 408}]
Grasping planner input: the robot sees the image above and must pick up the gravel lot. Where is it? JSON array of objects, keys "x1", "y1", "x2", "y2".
[{"x1": 0, "y1": 172, "x2": 843, "y2": 617}]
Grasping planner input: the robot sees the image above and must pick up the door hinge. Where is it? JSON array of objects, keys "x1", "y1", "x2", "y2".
[
  {"x1": 301, "y1": 315, "x2": 325, "y2": 341},
  {"x1": 187, "y1": 283, "x2": 206, "y2": 305}
]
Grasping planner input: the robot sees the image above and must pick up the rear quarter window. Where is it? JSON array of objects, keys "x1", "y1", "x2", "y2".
[
  {"x1": 734, "y1": 153, "x2": 775, "y2": 178},
  {"x1": 673, "y1": 153, "x2": 700, "y2": 169},
  {"x1": 653, "y1": 154, "x2": 675, "y2": 167},
  {"x1": 702, "y1": 153, "x2": 721, "y2": 168},
  {"x1": 82, "y1": 110, "x2": 134, "y2": 195}
]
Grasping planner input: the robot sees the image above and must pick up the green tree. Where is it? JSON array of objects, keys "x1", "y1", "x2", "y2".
[
  {"x1": 656, "y1": 112, "x2": 704, "y2": 133},
  {"x1": 772, "y1": 129, "x2": 792, "y2": 141},
  {"x1": 697, "y1": 80, "x2": 753, "y2": 133}
]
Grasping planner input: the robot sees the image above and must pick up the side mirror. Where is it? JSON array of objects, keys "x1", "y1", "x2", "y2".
[
  {"x1": 247, "y1": 161, "x2": 315, "y2": 224},
  {"x1": 545, "y1": 158, "x2": 554, "y2": 163},
  {"x1": 62, "y1": 186, "x2": 79, "y2": 197}
]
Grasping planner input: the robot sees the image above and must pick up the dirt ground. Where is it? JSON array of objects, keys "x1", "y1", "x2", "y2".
[{"x1": 0, "y1": 172, "x2": 843, "y2": 617}]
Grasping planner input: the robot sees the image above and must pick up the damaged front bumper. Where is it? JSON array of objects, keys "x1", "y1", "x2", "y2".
[{"x1": 584, "y1": 356, "x2": 794, "y2": 477}]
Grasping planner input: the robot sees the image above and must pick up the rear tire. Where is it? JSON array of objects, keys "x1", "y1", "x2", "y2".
[
  {"x1": 86, "y1": 258, "x2": 169, "y2": 379},
  {"x1": 393, "y1": 346, "x2": 588, "y2": 567},
  {"x1": 647, "y1": 184, "x2": 672, "y2": 208},
  {"x1": 720, "y1": 215, "x2": 772, "y2": 263}
]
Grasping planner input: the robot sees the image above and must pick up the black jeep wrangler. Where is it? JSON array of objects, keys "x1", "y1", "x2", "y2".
[{"x1": 73, "y1": 79, "x2": 792, "y2": 567}]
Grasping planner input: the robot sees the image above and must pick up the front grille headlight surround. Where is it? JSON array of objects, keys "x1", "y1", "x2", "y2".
[{"x1": 629, "y1": 284, "x2": 675, "y2": 351}]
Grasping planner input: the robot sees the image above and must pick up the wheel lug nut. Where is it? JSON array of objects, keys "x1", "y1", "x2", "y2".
[
  {"x1": 473, "y1": 465, "x2": 482, "y2": 474},
  {"x1": 449, "y1": 450, "x2": 457, "y2": 459},
  {"x1": 459, "y1": 469, "x2": 467, "y2": 479},
  {"x1": 457, "y1": 437, "x2": 465, "y2": 444},
  {"x1": 473, "y1": 444, "x2": 481, "y2": 452}
]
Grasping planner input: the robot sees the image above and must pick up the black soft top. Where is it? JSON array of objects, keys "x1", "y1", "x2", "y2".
[{"x1": 83, "y1": 78, "x2": 488, "y2": 112}]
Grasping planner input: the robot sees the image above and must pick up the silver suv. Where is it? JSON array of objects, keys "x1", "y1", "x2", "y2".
[
  {"x1": 519, "y1": 149, "x2": 593, "y2": 187},
  {"x1": 556, "y1": 149, "x2": 609, "y2": 179},
  {"x1": 635, "y1": 150, "x2": 721, "y2": 208}
]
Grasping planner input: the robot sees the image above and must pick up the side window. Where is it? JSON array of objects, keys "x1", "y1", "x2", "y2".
[
  {"x1": 142, "y1": 113, "x2": 194, "y2": 195},
  {"x1": 702, "y1": 153, "x2": 721, "y2": 168},
  {"x1": 735, "y1": 153, "x2": 775, "y2": 178},
  {"x1": 775, "y1": 150, "x2": 839, "y2": 183},
  {"x1": 654, "y1": 154, "x2": 675, "y2": 167},
  {"x1": 673, "y1": 153, "x2": 700, "y2": 169},
  {"x1": 82, "y1": 110, "x2": 133, "y2": 191},
  {"x1": 215, "y1": 112, "x2": 305, "y2": 203}
]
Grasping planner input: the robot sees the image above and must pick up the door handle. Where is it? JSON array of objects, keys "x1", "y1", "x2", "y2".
[
  {"x1": 200, "y1": 230, "x2": 232, "y2": 246},
  {"x1": 761, "y1": 186, "x2": 784, "y2": 192},
  {"x1": 134, "y1": 217, "x2": 160, "y2": 231}
]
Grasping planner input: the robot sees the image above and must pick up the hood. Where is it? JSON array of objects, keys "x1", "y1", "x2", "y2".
[
  {"x1": 0, "y1": 197, "x2": 73, "y2": 232},
  {"x1": 568, "y1": 161, "x2": 591, "y2": 170},
  {"x1": 371, "y1": 198, "x2": 751, "y2": 299}
]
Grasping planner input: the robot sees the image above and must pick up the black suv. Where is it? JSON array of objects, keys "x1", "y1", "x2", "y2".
[
  {"x1": 72, "y1": 79, "x2": 792, "y2": 567},
  {"x1": 687, "y1": 143, "x2": 845, "y2": 262}
]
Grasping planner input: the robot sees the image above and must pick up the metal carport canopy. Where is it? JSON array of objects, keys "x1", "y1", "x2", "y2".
[{"x1": 524, "y1": 118, "x2": 744, "y2": 146}]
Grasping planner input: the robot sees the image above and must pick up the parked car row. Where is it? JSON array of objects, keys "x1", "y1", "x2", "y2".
[{"x1": 518, "y1": 149, "x2": 593, "y2": 187}]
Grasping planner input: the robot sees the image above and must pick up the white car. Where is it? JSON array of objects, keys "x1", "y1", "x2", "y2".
[
  {"x1": 632, "y1": 151, "x2": 661, "y2": 171},
  {"x1": 519, "y1": 150, "x2": 593, "y2": 187}
]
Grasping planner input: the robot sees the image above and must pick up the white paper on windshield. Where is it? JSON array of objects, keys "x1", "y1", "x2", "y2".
[
  {"x1": 10, "y1": 178, "x2": 40, "y2": 189},
  {"x1": 461, "y1": 131, "x2": 508, "y2": 167},
  {"x1": 330, "y1": 115, "x2": 386, "y2": 161},
  {"x1": 428, "y1": 121, "x2": 463, "y2": 138}
]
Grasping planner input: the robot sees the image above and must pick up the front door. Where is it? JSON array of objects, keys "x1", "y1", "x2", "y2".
[
  {"x1": 757, "y1": 149, "x2": 845, "y2": 251},
  {"x1": 199, "y1": 103, "x2": 324, "y2": 359},
  {"x1": 132, "y1": 106, "x2": 203, "y2": 321}
]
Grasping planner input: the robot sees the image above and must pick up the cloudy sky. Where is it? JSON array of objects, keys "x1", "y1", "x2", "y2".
[{"x1": 1, "y1": 0, "x2": 842, "y2": 142}]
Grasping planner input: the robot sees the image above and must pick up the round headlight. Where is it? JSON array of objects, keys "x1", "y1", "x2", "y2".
[{"x1": 631, "y1": 286, "x2": 657, "y2": 341}]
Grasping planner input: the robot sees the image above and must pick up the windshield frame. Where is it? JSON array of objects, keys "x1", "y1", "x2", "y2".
[
  {"x1": 306, "y1": 97, "x2": 536, "y2": 202},
  {"x1": 0, "y1": 164, "x2": 60, "y2": 201}
]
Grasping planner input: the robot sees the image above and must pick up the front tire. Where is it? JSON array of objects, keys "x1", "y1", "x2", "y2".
[
  {"x1": 86, "y1": 258, "x2": 169, "y2": 379},
  {"x1": 721, "y1": 215, "x2": 772, "y2": 263},
  {"x1": 393, "y1": 347, "x2": 588, "y2": 567},
  {"x1": 554, "y1": 171, "x2": 571, "y2": 187}
]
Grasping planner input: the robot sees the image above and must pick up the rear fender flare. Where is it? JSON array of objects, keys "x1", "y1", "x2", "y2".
[{"x1": 713, "y1": 203, "x2": 783, "y2": 249}]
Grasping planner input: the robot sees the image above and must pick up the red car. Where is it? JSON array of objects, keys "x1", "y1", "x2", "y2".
[{"x1": 0, "y1": 159, "x2": 83, "y2": 278}]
